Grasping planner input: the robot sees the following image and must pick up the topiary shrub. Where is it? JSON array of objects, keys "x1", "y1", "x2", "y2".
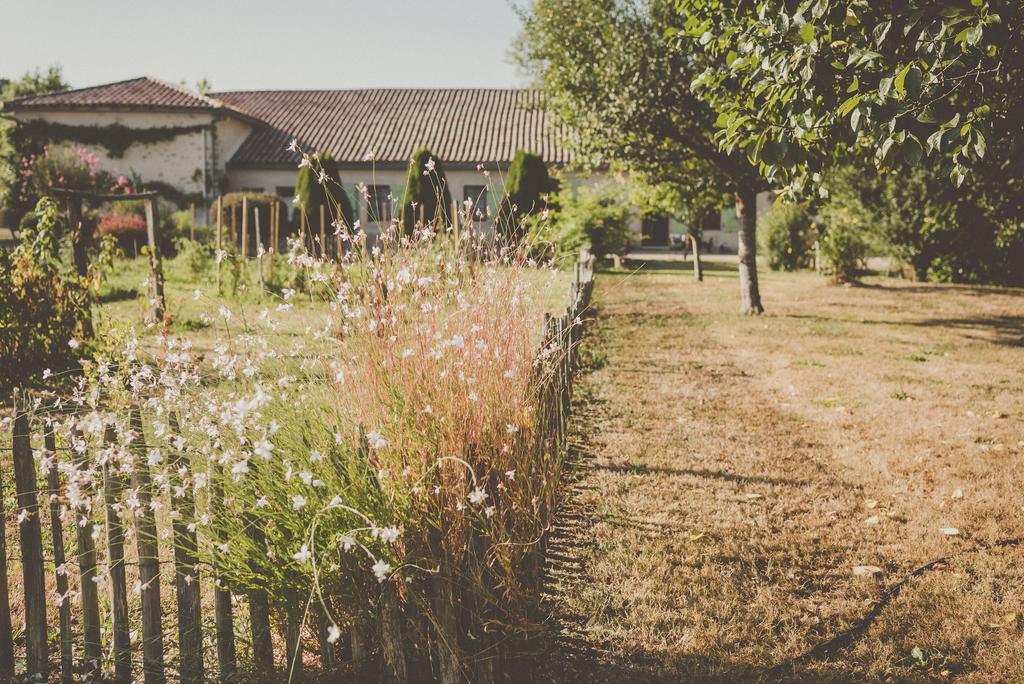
[
  {"x1": 498, "y1": 150, "x2": 559, "y2": 240},
  {"x1": 400, "y1": 148, "x2": 452, "y2": 234},
  {"x1": 759, "y1": 202, "x2": 816, "y2": 271},
  {"x1": 296, "y1": 152, "x2": 355, "y2": 229}
]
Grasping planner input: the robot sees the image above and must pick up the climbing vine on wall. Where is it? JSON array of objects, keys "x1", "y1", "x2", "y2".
[{"x1": 11, "y1": 120, "x2": 207, "y2": 158}]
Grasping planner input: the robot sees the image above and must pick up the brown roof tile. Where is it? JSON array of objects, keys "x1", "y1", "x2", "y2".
[
  {"x1": 212, "y1": 88, "x2": 572, "y2": 167},
  {"x1": 2, "y1": 76, "x2": 230, "y2": 112}
]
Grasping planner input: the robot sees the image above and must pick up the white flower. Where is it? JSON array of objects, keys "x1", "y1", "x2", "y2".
[
  {"x1": 505, "y1": 470, "x2": 516, "y2": 480},
  {"x1": 424, "y1": 157, "x2": 436, "y2": 174},
  {"x1": 340, "y1": 535, "x2": 355, "y2": 551},
  {"x1": 506, "y1": 424, "x2": 519, "y2": 434},
  {"x1": 468, "y1": 488, "x2": 487, "y2": 505},
  {"x1": 372, "y1": 559, "x2": 392, "y2": 582},
  {"x1": 366, "y1": 430, "x2": 387, "y2": 449},
  {"x1": 310, "y1": 450, "x2": 324, "y2": 463},
  {"x1": 374, "y1": 526, "x2": 401, "y2": 544},
  {"x1": 485, "y1": 506, "x2": 495, "y2": 518},
  {"x1": 327, "y1": 624, "x2": 342, "y2": 643},
  {"x1": 292, "y1": 494, "x2": 307, "y2": 510},
  {"x1": 67, "y1": 338, "x2": 80, "y2": 349},
  {"x1": 287, "y1": 138, "x2": 299, "y2": 152},
  {"x1": 292, "y1": 195, "x2": 301, "y2": 206},
  {"x1": 292, "y1": 544, "x2": 311, "y2": 564}
]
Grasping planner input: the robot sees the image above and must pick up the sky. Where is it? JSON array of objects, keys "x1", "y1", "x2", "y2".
[{"x1": 1, "y1": 0, "x2": 531, "y2": 92}]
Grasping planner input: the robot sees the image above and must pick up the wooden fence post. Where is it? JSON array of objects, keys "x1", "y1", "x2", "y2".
[
  {"x1": 216, "y1": 196, "x2": 224, "y2": 294},
  {"x1": 169, "y1": 412, "x2": 204, "y2": 683},
  {"x1": 72, "y1": 426, "x2": 103, "y2": 678},
  {"x1": 144, "y1": 197, "x2": 166, "y2": 323},
  {"x1": 45, "y1": 428, "x2": 74, "y2": 684},
  {"x1": 0, "y1": 431, "x2": 14, "y2": 680},
  {"x1": 285, "y1": 599, "x2": 304, "y2": 680},
  {"x1": 319, "y1": 204, "x2": 327, "y2": 259},
  {"x1": 256, "y1": 207, "x2": 265, "y2": 301},
  {"x1": 104, "y1": 425, "x2": 133, "y2": 683},
  {"x1": 211, "y1": 463, "x2": 237, "y2": 682},
  {"x1": 241, "y1": 195, "x2": 249, "y2": 260},
  {"x1": 12, "y1": 394, "x2": 49, "y2": 680},
  {"x1": 130, "y1": 408, "x2": 165, "y2": 684},
  {"x1": 247, "y1": 518, "x2": 275, "y2": 669},
  {"x1": 380, "y1": 585, "x2": 408, "y2": 684}
]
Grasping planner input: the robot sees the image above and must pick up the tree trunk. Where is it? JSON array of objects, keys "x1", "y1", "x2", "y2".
[
  {"x1": 734, "y1": 190, "x2": 764, "y2": 314},
  {"x1": 691, "y1": 234, "x2": 703, "y2": 282}
]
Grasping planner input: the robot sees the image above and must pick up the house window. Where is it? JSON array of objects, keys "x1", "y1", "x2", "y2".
[
  {"x1": 275, "y1": 186, "x2": 295, "y2": 200},
  {"x1": 367, "y1": 184, "x2": 391, "y2": 223},
  {"x1": 463, "y1": 185, "x2": 488, "y2": 221}
]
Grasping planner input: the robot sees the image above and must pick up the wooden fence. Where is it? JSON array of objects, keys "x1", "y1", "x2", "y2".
[{"x1": 0, "y1": 253, "x2": 596, "y2": 683}]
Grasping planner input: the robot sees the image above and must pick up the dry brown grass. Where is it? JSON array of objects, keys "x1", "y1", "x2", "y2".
[{"x1": 540, "y1": 259, "x2": 1024, "y2": 683}]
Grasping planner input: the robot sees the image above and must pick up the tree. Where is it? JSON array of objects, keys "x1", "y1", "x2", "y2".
[
  {"x1": 517, "y1": 0, "x2": 768, "y2": 312},
  {"x1": 674, "y1": 0, "x2": 1024, "y2": 284},
  {"x1": 400, "y1": 148, "x2": 452, "y2": 235},
  {"x1": 498, "y1": 149, "x2": 559, "y2": 238},
  {"x1": 674, "y1": 0, "x2": 1024, "y2": 193},
  {"x1": 295, "y1": 152, "x2": 354, "y2": 229},
  {"x1": 1, "y1": 66, "x2": 70, "y2": 222}
]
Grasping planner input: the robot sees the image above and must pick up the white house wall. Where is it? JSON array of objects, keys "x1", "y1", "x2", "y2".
[
  {"x1": 12, "y1": 110, "x2": 220, "y2": 199},
  {"x1": 226, "y1": 166, "x2": 510, "y2": 232}
]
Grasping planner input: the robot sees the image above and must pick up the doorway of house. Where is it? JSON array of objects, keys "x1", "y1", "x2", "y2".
[{"x1": 641, "y1": 215, "x2": 669, "y2": 247}]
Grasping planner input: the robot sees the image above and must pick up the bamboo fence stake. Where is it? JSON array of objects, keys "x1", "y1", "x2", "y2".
[
  {"x1": 216, "y1": 196, "x2": 223, "y2": 294},
  {"x1": 256, "y1": 206, "x2": 265, "y2": 300},
  {"x1": 45, "y1": 428, "x2": 74, "y2": 684},
  {"x1": 241, "y1": 195, "x2": 249, "y2": 259},
  {"x1": 12, "y1": 395, "x2": 48, "y2": 680},
  {"x1": 319, "y1": 204, "x2": 326, "y2": 259},
  {"x1": 189, "y1": 202, "x2": 195, "y2": 240}
]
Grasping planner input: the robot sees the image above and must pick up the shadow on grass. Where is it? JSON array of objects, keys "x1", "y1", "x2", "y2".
[
  {"x1": 591, "y1": 462, "x2": 812, "y2": 488},
  {"x1": 774, "y1": 311, "x2": 1024, "y2": 347}
]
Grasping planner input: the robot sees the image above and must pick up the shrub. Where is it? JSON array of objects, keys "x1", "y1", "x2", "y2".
[
  {"x1": 97, "y1": 213, "x2": 148, "y2": 254},
  {"x1": 817, "y1": 216, "x2": 867, "y2": 283},
  {"x1": 400, "y1": 148, "x2": 452, "y2": 234},
  {"x1": 296, "y1": 152, "x2": 354, "y2": 228},
  {"x1": 760, "y1": 202, "x2": 815, "y2": 271},
  {"x1": 0, "y1": 197, "x2": 92, "y2": 396},
  {"x1": 498, "y1": 150, "x2": 559, "y2": 239},
  {"x1": 538, "y1": 184, "x2": 633, "y2": 259}
]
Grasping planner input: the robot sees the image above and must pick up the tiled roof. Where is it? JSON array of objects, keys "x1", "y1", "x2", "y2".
[
  {"x1": 211, "y1": 89, "x2": 572, "y2": 167},
  {"x1": 2, "y1": 76, "x2": 232, "y2": 112}
]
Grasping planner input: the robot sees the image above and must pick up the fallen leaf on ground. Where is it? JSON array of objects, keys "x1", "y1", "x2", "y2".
[
  {"x1": 864, "y1": 515, "x2": 879, "y2": 526},
  {"x1": 853, "y1": 565, "x2": 883, "y2": 576},
  {"x1": 939, "y1": 527, "x2": 960, "y2": 536}
]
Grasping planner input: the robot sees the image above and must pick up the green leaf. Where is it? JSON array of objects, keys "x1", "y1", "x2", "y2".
[
  {"x1": 837, "y1": 94, "x2": 863, "y2": 117},
  {"x1": 799, "y1": 22, "x2": 816, "y2": 44},
  {"x1": 965, "y1": 24, "x2": 983, "y2": 46},
  {"x1": 894, "y1": 64, "x2": 912, "y2": 98},
  {"x1": 974, "y1": 131, "x2": 986, "y2": 158}
]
